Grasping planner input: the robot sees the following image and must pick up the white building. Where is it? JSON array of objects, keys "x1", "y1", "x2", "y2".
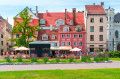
[{"x1": 105, "y1": 7, "x2": 120, "y2": 51}]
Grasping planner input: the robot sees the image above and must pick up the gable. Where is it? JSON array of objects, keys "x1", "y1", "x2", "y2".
[{"x1": 15, "y1": 7, "x2": 39, "y2": 19}]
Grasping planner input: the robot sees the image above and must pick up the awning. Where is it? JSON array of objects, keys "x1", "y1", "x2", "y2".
[
  {"x1": 70, "y1": 47, "x2": 82, "y2": 51},
  {"x1": 15, "y1": 47, "x2": 29, "y2": 51},
  {"x1": 51, "y1": 46, "x2": 72, "y2": 50}
]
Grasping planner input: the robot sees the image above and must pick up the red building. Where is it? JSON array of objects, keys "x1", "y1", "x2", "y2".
[{"x1": 59, "y1": 8, "x2": 86, "y2": 54}]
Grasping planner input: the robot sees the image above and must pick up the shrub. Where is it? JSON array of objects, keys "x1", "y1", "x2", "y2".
[
  {"x1": 69, "y1": 56, "x2": 74, "y2": 63},
  {"x1": 18, "y1": 56, "x2": 23, "y2": 62},
  {"x1": 94, "y1": 56, "x2": 99, "y2": 62},
  {"x1": 43, "y1": 56, "x2": 49, "y2": 63},
  {"x1": 30, "y1": 53, "x2": 37, "y2": 63},
  {"x1": 56, "y1": 57, "x2": 60, "y2": 63},
  {"x1": 5, "y1": 56, "x2": 11, "y2": 63},
  {"x1": 104, "y1": 51, "x2": 120, "y2": 58},
  {"x1": 31, "y1": 57, "x2": 37, "y2": 63}
]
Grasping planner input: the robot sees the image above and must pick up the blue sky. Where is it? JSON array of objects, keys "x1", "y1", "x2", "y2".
[{"x1": 0, "y1": 0, "x2": 120, "y2": 26}]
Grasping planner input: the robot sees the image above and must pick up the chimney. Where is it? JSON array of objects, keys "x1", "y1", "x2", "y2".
[
  {"x1": 46, "y1": 10, "x2": 48, "y2": 16},
  {"x1": 36, "y1": 6, "x2": 38, "y2": 16},
  {"x1": 65, "y1": 9, "x2": 67, "y2": 25},
  {"x1": 100, "y1": 2, "x2": 104, "y2": 6},
  {"x1": 73, "y1": 8, "x2": 76, "y2": 25},
  {"x1": 6, "y1": 17, "x2": 8, "y2": 22},
  {"x1": 93, "y1": 3, "x2": 95, "y2": 5}
]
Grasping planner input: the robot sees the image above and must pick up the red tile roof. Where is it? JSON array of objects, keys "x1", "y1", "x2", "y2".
[
  {"x1": 38, "y1": 12, "x2": 84, "y2": 26},
  {"x1": 85, "y1": 5, "x2": 105, "y2": 13},
  {"x1": 37, "y1": 29, "x2": 58, "y2": 41}
]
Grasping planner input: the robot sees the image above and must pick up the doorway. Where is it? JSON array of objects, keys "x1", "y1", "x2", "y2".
[
  {"x1": 117, "y1": 43, "x2": 120, "y2": 51},
  {"x1": 52, "y1": 51, "x2": 56, "y2": 58}
]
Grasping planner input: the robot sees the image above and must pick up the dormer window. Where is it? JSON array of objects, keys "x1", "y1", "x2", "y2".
[
  {"x1": 76, "y1": 27, "x2": 82, "y2": 32},
  {"x1": 63, "y1": 26, "x2": 69, "y2": 31},
  {"x1": 56, "y1": 19, "x2": 65, "y2": 25},
  {"x1": 41, "y1": 19, "x2": 46, "y2": 25},
  {"x1": 70, "y1": 20, "x2": 73, "y2": 25},
  {"x1": 52, "y1": 35, "x2": 55, "y2": 39},
  {"x1": 42, "y1": 34, "x2": 48, "y2": 40}
]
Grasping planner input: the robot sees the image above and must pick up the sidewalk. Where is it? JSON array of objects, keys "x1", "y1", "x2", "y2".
[{"x1": 0, "y1": 61, "x2": 120, "y2": 71}]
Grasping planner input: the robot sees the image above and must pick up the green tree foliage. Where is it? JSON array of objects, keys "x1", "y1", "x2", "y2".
[{"x1": 9, "y1": 8, "x2": 40, "y2": 47}]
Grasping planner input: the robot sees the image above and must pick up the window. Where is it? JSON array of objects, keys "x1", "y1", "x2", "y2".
[
  {"x1": 99, "y1": 26, "x2": 103, "y2": 32},
  {"x1": 73, "y1": 41, "x2": 76, "y2": 46},
  {"x1": 62, "y1": 34, "x2": 65, "y2": 38},
  {"x1": 54, "y1": 43, "x2": 57, "y2": 46},
  {"x1": 62, "y1": 42, "x2": 65, "y2": 46},
  {"x1": 63, "y1": 27, "x2": 69, "y2": 31},
  {"x1": 56, "y1": 19, "x2": 65, "y2": 25},
  {"x1": 110, "y1": 17, "x2": 111, "y2": 21},
  {"x1": 99, "y1": 35, "x2": 103, "y2": 41},
  {"x1": 90, "y1": 35, "x2": 94, "y2": 41},
  {"x1": 1, "y1": 41, "x2": 3, "y2": 45},
  {"x1": 67, "y1": 42, "x2": 71, "y2": 46},
  {"x1": 1, "y1": 34, "x2": 3, "y2": 38},
  {"x1": 76, "y1": 27, "x2": 82, "y2": 31},
  {"x1": 78, "y1": 41, "x2": 82, "y2": 46},
  {"x1": 41, "y1": 19, "x2": 45, "y2": 25},
  {"x1": 90, "y1": 26, "x2": 94, "y2": 32},
  {"x1": 67, "y1": 34, "x2": 70, "y2": 38},
  {"x1": 90, "y1": 18, "x2": 94, "y2": 23},
  {"x1": 115, "y1": 30, "x2": 119, "y2": 38},
  {"x1": 42, "y1": 34, "x2": 48, "y2": 40},
  {"x1": 73, "y1": 34, "x2": 77, "y2": 38},
  {"x1": 78, "y1": 34, "x2": 82, "y2": 38},
  {"x1": 70, "y1": 20, "x2": 73, "y2": 25},
  {"x1": 100, "y1": 18, "x2": 103, "y2": 22},
  {"x1": 110, "y1": 32, "x2": 111, "y2": 35},
  {"x1": 16, "y1": 34, "x2": 19, "y2": 38},
  {"x1": 52, "y1": 35, "x2": 55, "y2": 39}
]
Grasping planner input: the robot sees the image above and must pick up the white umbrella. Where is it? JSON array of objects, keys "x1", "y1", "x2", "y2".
[
  {"x1": 15, "y1": 47, "x2": 29, "y2": 51},
  {"x1": 70, "y1": 47, "x2": 82, "y2": 51}
]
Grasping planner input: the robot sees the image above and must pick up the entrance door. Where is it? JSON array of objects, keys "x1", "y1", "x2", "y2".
[
  {"x1": 117, "y1": 43, "x2": 120, "y2": 51},
  {"x1": 52, "y1": 51, "x2": 55, "y2": 58},
  {"x1": 90, "y1": 48, "x2": 94, "y2": 52}
]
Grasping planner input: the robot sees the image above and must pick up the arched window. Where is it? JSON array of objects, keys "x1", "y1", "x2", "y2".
[
  {"x1": 115, "y1": 30, "x2": 119, "y2": 38},
  {"x1": 42, "y1": 34, "x2": 48, "y2": 40},
  {"x1": 56, "y1": 19, "x2": 65, "y2": 25},
  {"x1": 76, "y1": 26, "x2": 82, "y2": 32}
]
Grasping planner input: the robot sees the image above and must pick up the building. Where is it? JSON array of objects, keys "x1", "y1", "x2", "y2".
[
  {"x1": 0, "y1": 16, "x2": 12, "y2": 55},
  {"x1": 84, "y1": 2, "x2": 107, "y2": 53},
  {"x1": 59, "y1": 8, "x2": 86, "y2": 54},
  {"x1": 105, "y1": 7, "x2": 120, "y2": 51}
]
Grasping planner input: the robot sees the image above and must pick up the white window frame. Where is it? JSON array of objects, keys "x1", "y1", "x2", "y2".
[
  {"x1": 62, "y1": 34, "x2": 65, "y2": 38},
  {"x1": 73, "y1": 41, "x2": 76, "y2": 46},
  {"x1": 67, "y1": 41, "x2": 71, "y2": 46},
  {"x1": 78, "y1": 41, "x2": 82, "y2": 46},
  {"x1": 63, "y1": 27, "x2": 69, "y2": 31},
  {"x1": 41, "y1": 19, "x2": 46, "y2": 24},
  {"x1": 67, "y1": 34, "x2": 71, "y2": 38},
  {"x1": 56, "y1": 19, "x2": 65, "y2": 25},
  {"x1": 52, "y1": 35, "x2": 55, "y2": 39},
  {"x1": 70, "y1": 20, "x2": 73, "y2": 25},
  {"x1": 73, "y1": 34, "x2": 77, "y2": 38},
  {"x1": 78, "y1": 34, "x2": 82, "y2": 38},
  {"x1": 62, "y1": 42, "x2": 65, "y2": 46},
  {"x1": 42, "y1": 34, "x2": 48, "y2": 40}
]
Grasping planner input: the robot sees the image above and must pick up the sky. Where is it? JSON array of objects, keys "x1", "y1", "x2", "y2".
[{"x1": 0, "y1": 0, "x2": 120, "y2": 26}]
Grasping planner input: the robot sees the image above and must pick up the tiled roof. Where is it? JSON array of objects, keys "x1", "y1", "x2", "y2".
[
  {"x1": 38, "y1": 12, "x2": 84, "y2": 26},
  {"x1": 37, "y1": 29, "x2": 58, "y2": 41},
  {"x1": 114, "y1": 13, "x2": 120, "y2": 22},
  {"x1": 85, "y1": 5, "x2": 105, "y2": 13}
]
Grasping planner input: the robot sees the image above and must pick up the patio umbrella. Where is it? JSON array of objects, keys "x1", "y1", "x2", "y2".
[
  {"x1": 70, "y1": 47, "x2": 82, "y2": 51},
  {"x1": 15, "y1": 47, "x2": 29, "y2": 51}
]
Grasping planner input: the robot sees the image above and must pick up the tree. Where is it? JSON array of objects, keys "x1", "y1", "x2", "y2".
[{"x1": 9, "y1": 8, "x2": 40, "y2": 47}]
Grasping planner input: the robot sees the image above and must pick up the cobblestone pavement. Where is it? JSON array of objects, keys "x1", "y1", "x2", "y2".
[{"x1": 0, "y1": 61, "x2": 120, "y2": 71}]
